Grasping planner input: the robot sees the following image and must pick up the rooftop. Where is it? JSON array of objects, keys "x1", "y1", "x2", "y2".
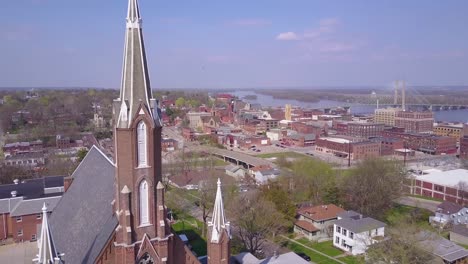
[
  {"x1": 335, "y1": 216, "x2": 386, "y2": 234},
  {"x1": 437, "y1": 201, "x2": 465, "y2": 215},
  {"x1": 319, "y1": 137, "x2": 350, "y2": 144},
  {"x1": 414, "y1": 169, "x2": 468, "y2": 187},
  {"x1": 233, "y1": 252, "x2": 309, "y2": 264},
  {"x1": 298, "y1": 204, "x2": 345, "y2": 221}
]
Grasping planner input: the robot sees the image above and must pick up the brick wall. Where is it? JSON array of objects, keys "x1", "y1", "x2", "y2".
[{"x1": 11, "y1": 213, "x2": 43, "y2": 242}]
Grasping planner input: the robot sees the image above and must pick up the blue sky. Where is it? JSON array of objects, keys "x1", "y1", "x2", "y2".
[{"x1": 2, "y1": 0, "x2": 468, "y2": 89}]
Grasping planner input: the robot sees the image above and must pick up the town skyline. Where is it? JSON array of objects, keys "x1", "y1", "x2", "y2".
[{"x1": 2, "y1": 0, "x2": 468, "y2": 88}]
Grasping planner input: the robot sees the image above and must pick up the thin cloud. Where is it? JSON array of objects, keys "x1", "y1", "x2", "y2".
[{"x1": 276, "y1": 32, "x2": 300, "y2": 41}]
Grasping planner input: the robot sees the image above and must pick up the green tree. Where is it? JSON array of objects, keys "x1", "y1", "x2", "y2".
[
  {"x1": 260, "y1": 183, "x2": 296, "y2": 223},
  {"x1": 289, "y1": 158, "x2": 336, "y2": 204},
  {"x1": 175, "y1": 97, "x2": 186, "y2": 108},
  {"x1": 229, "y1": 192, "x2": 287, "y2": 255},
  {"x1": 77, "y1": 148, "x2": 89, "y2": 162}
]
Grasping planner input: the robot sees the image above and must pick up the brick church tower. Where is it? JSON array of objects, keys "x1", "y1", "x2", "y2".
[{"x1": 112, "y1": 0, "x2": 171, "y2": 262}]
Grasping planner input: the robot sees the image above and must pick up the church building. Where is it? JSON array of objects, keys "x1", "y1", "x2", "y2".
[{"x1": 39, "y1": 0, "x2": 230, "y2": 263}]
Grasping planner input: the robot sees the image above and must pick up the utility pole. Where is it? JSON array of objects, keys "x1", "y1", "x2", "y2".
[
  {"x1": 403, "y1": 141, "x2": 407, "y2": 166},
  {"x1": 348, "y1": 141, "x2": 351, "y2": 167}
]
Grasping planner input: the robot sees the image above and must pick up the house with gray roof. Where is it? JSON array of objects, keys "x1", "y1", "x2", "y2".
[
  {"x1": 430, "y1": 201, "x2": 468, "y2": 226},
  {"x1": 333, "y1": 211, "x2": 386, "y2": 255},
  {"x1": 417, "y1": 231, "x2": 468, "y2": 263},
  {"x1": 450, "y1": 224, "x2": 468, "y2": 246},
  {"x1": 225, "y1": 164, "x2": 245, "y2": 179},
  {"x1": 0, "y1": 176, "x2": 64, "y2": 242},
  {"x1": 232, "y1": 251, "x2": 309, "y2": 264}
]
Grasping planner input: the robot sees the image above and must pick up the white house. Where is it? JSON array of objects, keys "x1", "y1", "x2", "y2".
[
  {"x1": 225, "y1": 165, "x2": 246, "y2": 179},
  {"x1": 333, "y1": 211, "x2": 386, "y2": 255},
  {"x1": 430, "y1": 201, "x2": 468, "y2": 226},
  {"x1": 253, "y1": 168, "x2": 281, "y2": 185}
]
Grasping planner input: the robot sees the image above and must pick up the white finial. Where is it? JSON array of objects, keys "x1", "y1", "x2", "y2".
[
  {"x1": 126, "y1": 0, "x2": 142, "y2": 28},
  {"x1": 33, "y1": 203, "x2": 61, "y2": 263}
]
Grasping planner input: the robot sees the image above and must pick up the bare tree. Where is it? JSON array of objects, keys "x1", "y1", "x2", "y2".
[
  {"x1": 229, "y1": 192, "x2": 287, "y2": 255},
  {"x1": 457, "y1": 181, "x2": 468, "y2": 206},
  {"x1": 198, "y1": 177, "x2": 217, "y2": 238},
  {"x1": 342, "y1": 158, "x2": 407, "y2": 218},
  {"x1": 366, "y1": 223, "x2": 438, "y2": 264}
]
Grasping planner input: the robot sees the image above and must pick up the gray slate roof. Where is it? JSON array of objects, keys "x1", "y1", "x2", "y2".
[
  {"x1": 417, "y1": 231, "x2": 468, "y2": 262},
  {"x1": 337, "y1": 210, "x2": 362, "y2": 220},
  {"x1": 334, "y1": 217, "x2": 386, "y2": 234},
  {"x1": 438, "y1": 201, "x2": 464, "y2": 215},
  {"x1": 451, "y1": 224, "x2": 468, "y2": 237},
  {"x1": 10, "y1": 196, "x2": 61, "y2": 217},
  {"x1": 49, "y1": 146, "x2": 117, "y2": 264},
  {"x1": 233, "y1": 252, "x2": 309, "y2": 264}
]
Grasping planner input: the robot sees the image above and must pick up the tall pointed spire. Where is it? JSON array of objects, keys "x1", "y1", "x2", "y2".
[
  {"x1": 33, "y1": 203, "x2": 62, "y2": 264},
  {"x1": 209, "y1": 179, "x2": 230, "y2": 243},
  {"x1": 116, "y1": 0, "x2": 158, "y2": 128}
]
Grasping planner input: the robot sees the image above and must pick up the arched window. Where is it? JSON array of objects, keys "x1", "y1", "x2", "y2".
[
  {"x1": 139, "y1": 180, "x2": 150, "y2": 225},
  {"x1": 137, "y1": 121, "x2": 147, "y2": 166}
]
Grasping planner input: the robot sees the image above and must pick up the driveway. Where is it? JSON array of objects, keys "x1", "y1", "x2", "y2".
[{"x1": 396, "y1": 196, "x2": 440, "y2": 212}]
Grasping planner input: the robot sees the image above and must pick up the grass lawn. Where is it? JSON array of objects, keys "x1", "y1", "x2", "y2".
[
  {"x1": 384, "y1": 203, "x2": 432, "y2": 228},
  {"x1": 338, "y1": 255, "x2": 365, "y2": 264},
  {"x1": 408, "y1": 194, "x2": 443, "y2": 202},
  {"x1": 286, "y1": 241, "x2": 341, "y2": 264},
  {"x1": 296, "y1": 239, "x2": 342, "y2": 257},
  {"x1": 256, "y1": 152, "x2": 310, "y2": 159},
  {"x1": 171, "y1": 217, "x2": 207, "y2": 256}
]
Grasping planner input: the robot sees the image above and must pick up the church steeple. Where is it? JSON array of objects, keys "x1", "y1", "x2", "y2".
[
  {"x1": 115, "y1": 0, "x2": 161, "y2": 128},
  {"x1": 207, "y1": 179, "x2": 230, "y2": 264},
  {"x1": 113, "y1": 0, "x2": 167, "y2": 262},
  {"x1": 33, "y1": 203, "x2": 62, "y2": 264}
]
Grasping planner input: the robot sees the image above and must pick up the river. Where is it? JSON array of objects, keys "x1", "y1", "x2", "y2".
[{"x1": 231, "y1": 90, "x2": 468, "y2": 123}]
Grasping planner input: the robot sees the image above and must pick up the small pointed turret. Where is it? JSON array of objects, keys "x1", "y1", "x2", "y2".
[
  {"x1": 209, "y1": 178, "x2": 230, "y2": 243},
  {"x1": 33, "y1": 203, "x2": 62, "y2": 264}
]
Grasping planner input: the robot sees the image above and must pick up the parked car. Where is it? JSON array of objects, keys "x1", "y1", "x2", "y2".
[{"x1": 297, "y1": 253, "x2": 311, "y2": 261}]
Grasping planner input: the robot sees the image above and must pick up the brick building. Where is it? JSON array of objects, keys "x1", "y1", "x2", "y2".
[
  {"x1": 460, "y1": 136, "x2": 468, "y2": 159},
  {"x1": 292, "y1": 121, "x2": 329, "y2": 137},
  {"x1": 346, "y1": 123, "x2": 385, "y2": 138},
  {"x1": 0, "y1": 176, "x2": 63, "y2": 243},
  {"x1": 284, "y1": 133, "x2": 316, "y2": 147},
  {"x1": 394, "y1": 111, "x2": 434, "y2": 133},
  {"x1": 370, "y1": 137, "x2": 404, "y2": 156},
  {"x1": 433, "y1": 123, "x2": 463, "y2": 141},
  {"x1": 315, "y1": 137, "x2": 380, "y2": 160},
  {"x1": 409, "y1": 169, "x2": 468, "y2": 204},
  {"x1": 2, "y1": 140, "x2": 43, "y2": 158},
  {"x1": 381, "y1": 130, "x2": 457, "y2": 155},
  {"x1": 374, "y1": 108, "x2": 401, "y2": 126}
]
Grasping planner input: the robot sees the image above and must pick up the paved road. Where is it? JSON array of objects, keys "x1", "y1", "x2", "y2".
[{"x1": 396, "y1": 196, "x2": 440, "y2": 212}]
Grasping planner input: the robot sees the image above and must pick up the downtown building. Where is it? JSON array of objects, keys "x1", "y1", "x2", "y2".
[
  {"x1": 374, "y1": 108, "x2": 401, "y2": 126},
  {"x1": 394, "y1": 111, "x2": 434, "y2": 133}
]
